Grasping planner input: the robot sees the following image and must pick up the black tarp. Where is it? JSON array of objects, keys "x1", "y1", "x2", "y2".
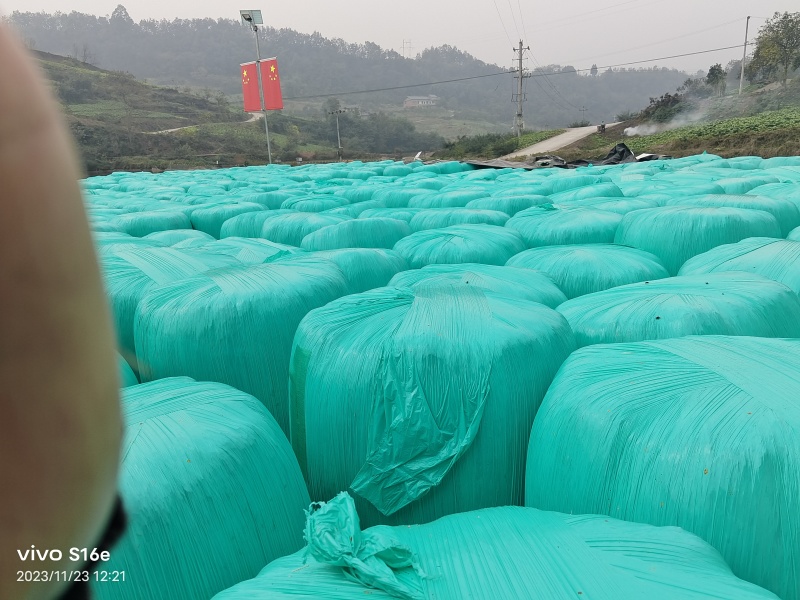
[{"x1": 466, "y1": 143, "x2": 671, "y2": 170}]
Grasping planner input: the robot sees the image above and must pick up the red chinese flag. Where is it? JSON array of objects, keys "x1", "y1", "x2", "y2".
[
  {"x1": 240, "y1": 61, "x2": 261, "y2": 112},
  {"x1": 259, "y1": 58, "x2": 283, "y2": 110}
]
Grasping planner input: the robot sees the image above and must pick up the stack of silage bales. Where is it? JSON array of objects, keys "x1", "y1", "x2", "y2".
[{"x1": 79, "y1": 154, "x2": 800, "y2": 600}]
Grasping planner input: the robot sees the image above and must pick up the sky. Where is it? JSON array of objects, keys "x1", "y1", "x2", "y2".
[{"x1": 1, "y1": 0, "x2": 797, "y2": 75}]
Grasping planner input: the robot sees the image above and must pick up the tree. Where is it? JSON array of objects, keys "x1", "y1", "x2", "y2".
[
  {"x1": 748, "y1": 11, "x2": 800, "y2": 86},
  {"x1": 590, "y1": 64, "x2": 598, "y2": 77},
  {"x1": 706, "y1": 63, "x2": 727, "y2": 97}
]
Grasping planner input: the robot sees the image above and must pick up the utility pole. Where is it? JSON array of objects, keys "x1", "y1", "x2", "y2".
[
  {"x1": 401, "y1": 39, "x2": 413, "y2": 59},
  {"x1": 328, "y1": 108, "x2": 346, "y2": 161},
  {"x1": 739, "y1": 16, "x2": 751, "y2": 96},
  {"x1": 512, "y1": 40, "x2": 530, "y2": 138},
  {"x1": 579, "y1": 106, "x2": 588, "y2": 123},
  {"x1": 240, "y1": 10, "x2": 272, "y2": 164}
]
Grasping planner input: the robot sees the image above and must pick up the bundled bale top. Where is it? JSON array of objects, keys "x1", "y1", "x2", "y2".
[
  {"x1": 407, "y1": 189, "x2": 490, "y2": 208},
  {"x1": 93, "y1": 232, "x2": 166, "y2": 253},
  {"x1": 553, "y1": 196, "x2": 659, "y2": 215},
  {"x1": 134, "y1": 257, "x2": 351, "y2": 434},
  {"x1": 407, "y1": 208, "x2": 509, "y2": 232},
  {"x1": 214, "y1": 492, "x2": 776, "y2": 600},
  {"x1": 393, "y1": 224, "x2": 526, "y2": 268},
  {"x1": 196, "y1": 237, "x2": 305, "y2": 264},
  {"x1": 189, "y1": 203, "x2": 265, "y2": 238},
  {"x1": 143, "y1": 229, "x2": 215, "y2": 245},
  {"x1": 369, "y1": 188, "x2": 436, "y2": 207},
  {"x1": 289, "y1": 283, "x2": 575, "y2": 526},
  {"x1": 94, "y1": 378, "x2": 309, "y2": 600},
  {"x1": 789, "y1": 226, "x2": 800, "y2": 241},
  {"x1": 389, "y1": 263, "x2": 566, "y2": 306},
  {"x1": 300, "y1": 218, "x2": 411, "y2": 250},
  {"x1": 506, "y1": 244, "x2": 670, "y2": 299},
  {"x1": 102, "y1": 247, "x2": 240, "y2": 370},
  {"x1": 259, "y1": 213, "x2": 351, "y2": 246},
  {"x1": 308, "y1": 248, "x2": 409, "y2": 293},
  {"x1": 113, "y1": 210, "x2": 192, "y2": 237},
  {"x1": 525, "y1": 336, "x2": 800, "y2": 600},
  {"x1": 506, "y1": 206, "x2": 623, "y2": 247},
  {"x1": 219, "y1": 209, "x2": 295, "y2": 238},
  {"x1": 358, "y1": 207, "x2": 425, "y2": 222},
  {"x1": 546, "y1": 181, "x2": 623, "y2": 202},
  {"x1": 465, "y1": 195, "x2": 550, "y2": 215},
  {"x1": 614, "y1": 206, "x2": 781, "y2": 275},
  {"x1": 663, "y1": 194, "x2": 800, "y2": 236},
  {"x1": 558, "y1": 272, "x2": 800, "y2": 347},
  {"x1": 679, "y1": 237, "x2": 800, "y2": 294},
  {"x1": 281, "y1": 196, "x2": 351, "y2": 212},
  {"x1": 322, "y1": 198, "x2": 387, "y2": 217}
]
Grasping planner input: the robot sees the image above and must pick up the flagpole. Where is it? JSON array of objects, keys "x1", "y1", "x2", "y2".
[{"x1": 252, "y1": 24, "x2": 272, "y2": 164}]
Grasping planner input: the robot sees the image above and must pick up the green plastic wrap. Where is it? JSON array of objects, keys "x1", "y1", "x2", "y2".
[
  {"x1": 407, "y1": 190, "x2": 490, "y2": 208},
  {"x1": 214, "y1": 493, "x2": 776, "y2": 600},
  {"x1": 546, "y1": 181, "x2": 623, "y2": 202},
  {"x1": 663, "y1": 193, "x2": 800, "y2": 236},
  {"x1": 388, "y1": 263, "x2": 566, "y2": 306},
  {"x1": 678, "y1": 237, "x2": 800, "y2": 294},
  {"x1": 370, "y1": 188, "x2": 435, "y2": 208},
  {"x1": 407, "y1": 208, "x2": 509, "y2": 232},
  {"x1": 308, "y1": 249, "x2": 409, "y2": 293},
  {"x1": 614, "y1": 206, "x2": 782, "y2": 275},
  {"x1": 505, "y1": 206, "x2": 623, "y2": 247},
  {"x1": 525, "y1": 335, "x2": 800, "y2": 600},
  {"x1": 282, "y1": 196, "x2": 351, "y2": 212},
  {"x1": 189, "y1": 203, "x2": 265, "y2": 238},
  {"x1": 101, "y1": 247, "x2": 240, "y2": 371},
  {"x1": 393, "y1": 224, "x2": 526, "y2": 268},
  {"x1": 506, "y1": 244, "x2": 669, "y2": 299},
  {"x1": 322, "y1": 199, "x2": 387, "y2": 217},
  {"x1": 789, "y1": 226, "x2": 800, "y2": 240},
  {"x1": 289, "y1": 283, "x2": 575, "y2": 525},
  {"x1": 118, "y1": 353, "x2": 138, "y2": 387},
  {"x1": 134, "y1": 257, "x2": 350, "y2": 433},
  {"x1": 714, "y1": 174, "x2": 780, "y2": 194},
  {"x1": 93, "y1": 232, "x2": 165, "y2": 253},
  {"x1": 553, "y1": 196, "x2": 659, "y2": 214},
  {"x1": 113, "y1": 210, "x2": 191, "y2": 237},
  {"x1": 219, "y1": 209, "x2": 295, "y2": 238},
  {"x1": 557, "y1": 272, "x2": 800, "y2": 346},
  {"x1": 300, "y1": 218, "x2": 412, "y2": 250},
  {"x1": 358, "y1": 208, "x2": 425, "y2": 222},
  {"x1": 94, "y1": 378, "x2": 310, "y2": 600},
  {"x1": 143, "y1": 229, "x2": 215, "y2": 245},
  {"x1": 465, "y1": 195, "x2": 550, "y2": 215},
  {"x1": 196, "y1": 237, "x2": 305, "y2": 264},
  {"x1": 259, "y1": 213, "x2": 351, "y2": 246}
]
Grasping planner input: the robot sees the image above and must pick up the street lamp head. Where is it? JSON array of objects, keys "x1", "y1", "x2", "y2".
[{"x1": 239, "y1": 10, "x2": 263, "y2": 26}]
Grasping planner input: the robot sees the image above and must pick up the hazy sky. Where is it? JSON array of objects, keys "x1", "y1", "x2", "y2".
[{"x1": 1, "y1": 1, "x2": 797, "y2": 74}]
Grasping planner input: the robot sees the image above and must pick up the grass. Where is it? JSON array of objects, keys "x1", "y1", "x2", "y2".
[{"x1": 435, "y1": 129, "x2": 564, "y2": 160}]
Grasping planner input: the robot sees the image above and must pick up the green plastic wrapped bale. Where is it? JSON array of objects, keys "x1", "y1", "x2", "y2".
[
  {"x1": 663, "y1": 194, "x2": 800, "y2": 236},
  {"x1": 407, "y1": 190, "x2": 490, "y2": 209},
  {"x1": 189, "y1": 203, "x2": 265, "y2": 238},
  {"x1": 300, "y1": 218, "x2": 412, "y2": 250},
  {"x1": 241, "y1": 190, "x2": 300, "y2": 208},
  {"x1": 102, "y1": 247, "x2": 240, "y2": 371},
  {"x1": 306, "y1": 249, "x2": 409, "y2": 294},
  {"x1": 113, "y1": 210, "x2": 192, "y2": 237},
  {"x1": 678, "y1": 237, "x2": 800, "y2": 294},
  {"x1": 714, "y1": 174, "x2": 780, "y2": 194},
  {"x1": 289, "y1": 284, "x2": 575, "y2": 526},
  {"x1": 281, "y1": 196, "x2": 351, "y2": 212},
  {"x1": 197, "y1": 237, "x2": 305, "y2": 264},
  {"x1": 93, "y1": 378, "x2": 310, "y2": 600},
  {"x1": 547, "y1": 181, "x2": 623, "y2": 203},
  {"x1": 93, "y1": 232, "x2": 165, "y2": 253},
  {"x1": 393, "y1": 224, "x2": 526, "y2": 268},
  {"x1": 465, "y1": 195, "x2": 550, "y2": 215},
  {"x1": 388, "y1": 263, "x2": 566, "y2": 306},
  {"x1": 506, "y1": 206, "x2": 623, "y2": 247},
  {"x1": 118, "y1": 353, "x2": 138, "y2": 387},
  {"x1": 614, "y1": 206, "x2": 781, "y2": 275},
  {"x1": 322, "y1": 199, "x2": 387, "y2": 217},
  {"x1": 789, "y1": 226, "x2": 800, "y2": 241},
  {"x1": 557, "y1": 272, "x2": 800, "y2": 347},
  {"x1": 525, "y1": 336, "x2": 800, "y2": 600},
  {"x1": 214, "y1": 492, "x2": 776, "y2": 600},
  {"x1": 219, "y1": 209, "x2": 295, "y2": 238},
  {"x1": 92, "y1": 221, "x2": 125, "y2": 232},
  {"x1": 407, "y1": 208, "x2": 509, "y2": 232},
  {"x1": 506, "y1": 244, "x2": 670, "y2": 299},
  {"x1": 553, "y1": 196, "x2": 659, "y2": 215},
  {"x1": 370, "y1": 188, "x2": 436, "y2": 208},
  {"x1": 540, "y1": 173, "x2": 608, "y2": 195},
  {"x1": 134, "y1": 257, "x2": 350, "y2": 434},
  {"x1": 358, "y1": 207, "x2": 425, "y2": 222},
  {"x1": 414, "y1": 161, "x2": 473, "y2": 175},
  {"x1": 259, "y1": 213, "x2": 351, "y2": 246},
  {"x1": 143, "y1": 229, "x2": 215, "y2": 245}
]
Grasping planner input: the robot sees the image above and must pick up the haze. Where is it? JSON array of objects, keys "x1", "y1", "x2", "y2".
[{"x1": 2, "y1": 0, "x2": 798, "y2": 74}]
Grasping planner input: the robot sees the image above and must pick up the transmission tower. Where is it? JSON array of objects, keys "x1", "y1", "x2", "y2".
[{"x1": 512, "y1": 40, "x2": 531, "y2": 138}]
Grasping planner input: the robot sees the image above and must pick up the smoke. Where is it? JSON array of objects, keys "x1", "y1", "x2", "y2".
[{"x1": 623, "y1": 108, "x2": 709, "y2": 137}]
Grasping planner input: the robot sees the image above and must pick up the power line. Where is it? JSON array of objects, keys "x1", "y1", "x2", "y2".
[
  {"x1": 282, "y1": 43, "x2": 745, "y2": 101},
  {"x1": 505, "y1": 0, "x2": 521, "y2": 39},
  {"x1": 516, "y1": 0, "x2": 528, "y2": 41},
  {"x1": 490, "y1": 0, "x2": 514, "y2": 47}
]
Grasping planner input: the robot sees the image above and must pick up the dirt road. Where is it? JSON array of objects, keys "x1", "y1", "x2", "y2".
[{"x1": 503, "y1": 124, "x2": 619, "y2": 158}]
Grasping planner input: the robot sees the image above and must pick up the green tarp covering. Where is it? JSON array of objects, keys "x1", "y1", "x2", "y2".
[
  {"x1": 393, "y1": 224, "x2": 526, "y2": 268},
  {"x1": 525, "y1": 336, "x2": 800, "y2": 600},
  {"x1": 506, "y1": 205, "x2": 622, "y2": 247}
]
